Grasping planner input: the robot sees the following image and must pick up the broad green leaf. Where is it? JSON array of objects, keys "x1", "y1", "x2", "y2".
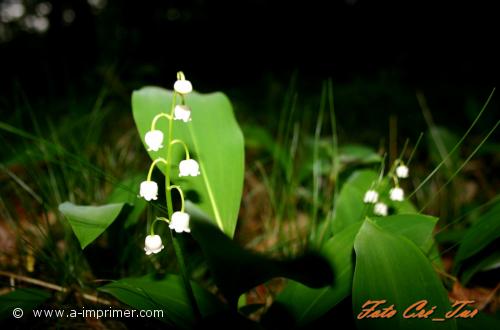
[
  {"x1": 274, "y1": 221, "x2": 363, "y2": 326},
  {"x1": 132, "y1": 87, "x2": 244, "y2": 238},
  {"x1": 272, "y1": 214, "x2": 436, "y2": 326},
  {"x1": 59, "y1": 201, "x2": 126, "y2": 249},
  {"x1": 99, "y1": 274, "x2": 224, "y2": 329},
  {"x1": 106, "y1": 175, "x2": 147, "y2": 228},
  {"x1": 330, "y1": 170, "x2": 378, "y2": 234},
  {"x1": 373, "y1": 214, "x2": 437, "y2": 253},
  {"x1": 353, "y1": 219, "x2": 455, "y2": 330},
  {"x1": 0, "y1": 288, "x2": 51, "y2": 320},
  {"x1": 187, "y1": 202, "x2": 333, "y2": 306},
  {"x1": 454, "y1": 200, "x2": 500, "y2": 272}
]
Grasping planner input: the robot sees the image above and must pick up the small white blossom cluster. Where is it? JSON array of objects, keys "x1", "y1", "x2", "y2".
[
  {"x1": 139, "y1": 72, "x2": 198, "y2": 255},
  {"x1": 144, "y1": 210, "x2": 191, "y2": 254},
  {"x1": 363, "y1": 161, "x2": 410, "y2": 217}
]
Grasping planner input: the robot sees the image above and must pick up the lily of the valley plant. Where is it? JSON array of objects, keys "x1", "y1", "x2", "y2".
[
  {"x1": 363, "y1": 159, "x2": 410, "y2": 216},
  {"x1": 139, "y1": 71, "x2": 199, "y2": 254}
]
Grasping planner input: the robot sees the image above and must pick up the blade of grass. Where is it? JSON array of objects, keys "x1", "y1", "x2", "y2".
[
  {"x1": 419, "y1": 119, "x2": 499, "y2": 213},
  {"x1": 322, "y1": 78, "x2": 339, "y2": 244},
  {"x1": 417, "y1": 91, "x2": 453, "y2": 169},
  {"x1": 408, "y1": 88, "x2": 495, "y2": 198},
  {"x1": 0, "y1": 121, "x2": 132, "y2": 199},
  {"x1": 0, "y1": 164, "x2": 43, "y2": 204},
  {"x1": 309, "y1": 82, "x2": 326, "y2": 245},
  {"x1": 406, "y1": 132, "x2": 424, "y2": 166}
]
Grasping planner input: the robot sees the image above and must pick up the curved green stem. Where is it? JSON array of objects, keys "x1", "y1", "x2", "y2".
[
  {"x1": 392, "y1": 174, "x2": 399, "y2": 187},
  {"x1": 376, "y1": 153, "x2": 387, "y2": 184},
  {"x1": 151, "y1": 113, "x2": 172, "y2": 131},
  {"x1": 168, "y1": 185, "x2": 185, "y2": 212},
  {"x1": 147, "y1": 158, "x2": 168, "y2": 181},
  {"x1": 170, "y1": 139, "x2": 190, "y2": 159},
  {"x1": 150, "y1": 217, "x2": 170, "y2": 235},
  {"x1": 387, "y1": 158, "x2": 400, "y2": 178}
]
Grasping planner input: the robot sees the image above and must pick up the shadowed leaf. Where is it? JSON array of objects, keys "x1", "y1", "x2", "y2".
[
  {"x1": 273, "y1": 221, "x2": 362, "y2": 326},
  {"x1": 187, "y1": 202, "x2": 333, "y2": 307},
  {"x1": 99, "y1": 274, "x2": 225, "y2": 329}
]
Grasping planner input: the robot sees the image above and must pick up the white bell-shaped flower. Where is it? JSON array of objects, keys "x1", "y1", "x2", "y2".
[
  {"x1": 140, "y1": 181, "x2": 158, "y2": 201},
  {"x1": 374, "y1": 202, "x2": 388, "y2": 216},
  {"x1": 179, "y1": 159, "x2": 200, "y2": 177},
  {"x1": 363, "y1": 190, "x2": 379, "y2": 204},
  {"x1": 169, "y1": 211, "x2": 191, "y2": 233},
  {"x1": 144, "y1": 234, "x2": 164, "y2": 255},
  {"x1": 173, "y1": 105, "x2": 192, "y2": 122},
  {"x1": 396, "y1": 165, "x2": 409, "y2": 178},
  {"x1": 145, "y1": 130, "x2": 164, "y2": 151},
  {"x1": 174, "y1": 80, "x2": 193, "y2": 94},
  {"x1": 389, "y1": 187, "x2": 404, "y2": 201}
]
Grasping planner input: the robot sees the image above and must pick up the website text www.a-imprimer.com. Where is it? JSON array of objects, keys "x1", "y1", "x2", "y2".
[{"x1": 11, "y1": 307, "x2": 164, "y2": 320}]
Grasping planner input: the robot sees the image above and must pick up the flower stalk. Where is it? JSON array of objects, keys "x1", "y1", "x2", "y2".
[
  {"x1": 168, "y1": 185, "x2": 185, "y2": 212},
  {"x1": 140, "y1": 72, "x2": 201, "y2": 321},
  {"x1": 163, "y1": 75, "x2": 202, "y2": 322},
  {"x1": 170, "y1": 139, "x2": 190, "y2": 159}
]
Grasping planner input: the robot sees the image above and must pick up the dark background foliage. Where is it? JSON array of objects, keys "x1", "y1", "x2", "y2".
[{"x1": 1, "y1": 0, "x2": 498, "y2": 131}]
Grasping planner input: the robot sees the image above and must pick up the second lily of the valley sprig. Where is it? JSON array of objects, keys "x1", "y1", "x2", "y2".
[
  {"x1": 138, "y1": 71, "x2": 200, "y2": 255},
  {"x1": 363, "y1": 161, "x2": 409, "y2": 216}
]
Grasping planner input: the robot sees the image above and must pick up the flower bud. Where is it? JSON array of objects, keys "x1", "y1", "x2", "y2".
[
  {"x1": 389, "y1": 187, "x2": 404, "y2": 201},
  {"x1": 374, "y1": 202, "x2": 388, "y2": 216},
  {"x1": 144, "y1": 234, "x2": 164, "y2": 255},
  {"x1": 145, "y1": 130, "x2": 164, "y2": 151},
  {"x1": 173, "y1": 105, "x2": 192, "y2": 122},
  {"x1": 169, "y1": 211, "x2": 191, "y2": 233},
  {"x1": 396, "y1": 165, "x2": 409, "y2": 178},
  {"x1": 179, "y1": 159, "x2": 200, "y2": 177},
  {"x1": 140, "y1": 181, "x2": 158, "y2": 201},
  {"x1": 174, "y1": 80, "x2": 193, "y2": 94},
  {"x1": 363, "y1": 190, "x2": 379, "y2": 204}
]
